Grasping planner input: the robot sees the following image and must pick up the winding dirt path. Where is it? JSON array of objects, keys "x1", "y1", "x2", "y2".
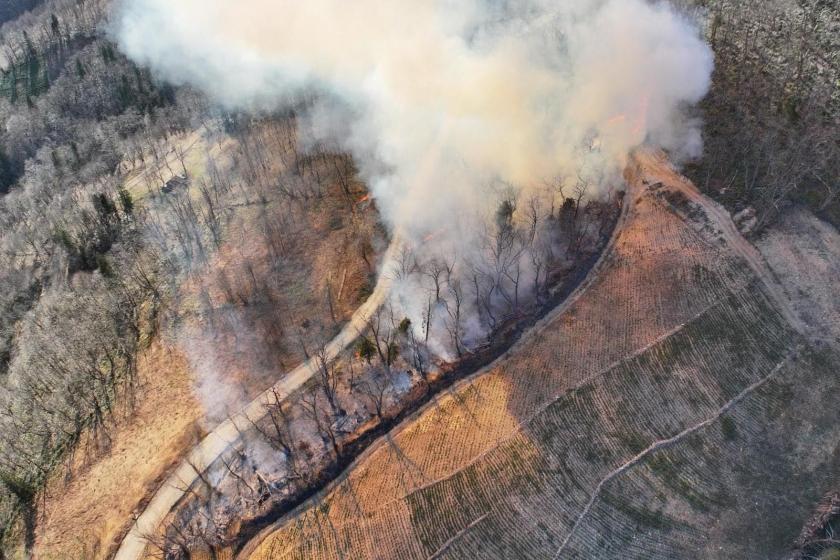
[
  {"x1": 113, "y1": 241, "x2": 401, "y2": 560},
  {"x1": 236, "y1": 152, "x2": 639, "y2": 560},
  {"x1": 634, "y1": 149, "x2": 805, "y2": 334}
]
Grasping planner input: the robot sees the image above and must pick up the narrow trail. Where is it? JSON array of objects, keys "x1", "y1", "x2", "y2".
[
  {"x1": 428, "y1": 512, "x2": 490, "y2": 560},
  {"x1": 236, "y1": 152, "x2": 638, "y2": 560},
  {"x1": 113, "y1": 241, "x2": 401, "y2": 560},
  {"x1": 636, "y1": 150, "x2": 806, "y2": 335},
  {"x1": 552, "y1": 346, "x2": 802, "y2": 558}
]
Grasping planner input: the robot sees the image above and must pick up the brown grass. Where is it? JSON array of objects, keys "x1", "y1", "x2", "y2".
[
  {"x1": 244, "y1": 153, "x2": 824, "y2": 560},
  {"x1": 32, "y1": 120, "x2": 384, "y2": 560},
  {"x1": 34, "y1": 341, "x2": 202, "y2": 560}
]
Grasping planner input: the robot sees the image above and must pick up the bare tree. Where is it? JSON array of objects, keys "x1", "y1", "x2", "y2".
[
  {"x1": 443, "y1": 280, "x2": 465, "y2": 358},
  {"x1": 424, "y1": 257, "x2": 454, "y2": 303},
  {"x1": 393, "y1": 246, "x2": 417, "y2": 281},
  {"x1": 363, "y1": 306, "x2": 398, "y2": 372},
  {"x1": 300, "y1": 390, "x2": 345, "y2": 460},
  {"x1": 572, "y1": 173, "x2": 589, "y2": 224},
  {"x1": 406, "y1": 323, "x2": 429, "y2": 383},
  {"x1": 314, "y1": 344, "x2": 342, "y2": 416},
  {"x1": 544, "y1": 175, "x2": 567, "y2": 218},
  {"x1": 358, "y1": 367, "x2": 391, "y2": 420},
  {"x1": 173, "y1": 142, "x2": 190, "y2": 178}
]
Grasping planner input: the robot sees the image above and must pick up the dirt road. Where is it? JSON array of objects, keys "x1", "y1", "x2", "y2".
[
  {"x1": 113, "y1": 241, "x2": 400, "y2": 560},
  {"x1": 633, "y1": 149, "x2": 806, "y2": 335}
]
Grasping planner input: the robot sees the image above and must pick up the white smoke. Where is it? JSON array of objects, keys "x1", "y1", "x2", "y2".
[
  {"x1": 114, "y1": 0, "x2": 714, "y2": 385},
  {"x1": 113, "y1": 0, "x2": 713, "y2": 242}
]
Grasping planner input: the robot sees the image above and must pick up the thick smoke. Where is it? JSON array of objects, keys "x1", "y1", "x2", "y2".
[
  {"x1": 114, "y1": 0, "x2": 712, "y2": 242},
  {"x1": 115, "y1": 0, "x2": 713, "y2": 381},
  {"x1": 111, "y1": 2, "x2": 716, "y2": 524}
]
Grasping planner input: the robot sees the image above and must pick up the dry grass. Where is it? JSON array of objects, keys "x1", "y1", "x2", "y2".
[
  {"x1": 34, "y1": 341, "x2": 202, "y2": 560},
  {"x1": 32, "y1": 120, "x2": 384, "y2": 560},
  {"x1": 756, "y1": 207, "x2": 840, "y2": 345},
  {"x1": 174, "y1": 123, "x2": 384, "y2": 411},
  {"x1": 244, "y1": 153, "x2": 839, "y2": 560}
]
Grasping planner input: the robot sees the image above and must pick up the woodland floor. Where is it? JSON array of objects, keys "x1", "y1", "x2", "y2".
[{"x1": 32, "y1": 125, "x2": 384, "y2": 560}]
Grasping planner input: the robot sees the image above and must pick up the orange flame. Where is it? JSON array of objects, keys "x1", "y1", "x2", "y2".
[
  {"x1": 422, "y1": 229, "x2": 445, "y2": 243},
  {"x1": 605, "y1": 114, "x2": 627, "y2": 127},
  {"x1": 632, "y1": 94, "x2": 650, "y2": 137}
]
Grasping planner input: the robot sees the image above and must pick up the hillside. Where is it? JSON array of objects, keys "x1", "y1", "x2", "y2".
[
  {"x1": 0, "y1": 1, "x2": 386, "y2": 552},
  {"x1": 243, "y1": 152, "x2": 840, "y2": 559},
  {"x1": 0, "y1": 0, "x2": 836, "y2": 559},
  {"x1": 677, "y1": 0, "x2": 839, "y2": 228}
]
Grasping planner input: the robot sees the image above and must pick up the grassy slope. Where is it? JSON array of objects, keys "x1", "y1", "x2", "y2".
[{"x1": 245, "y1": 156, "x2": 839, "y2": 559}]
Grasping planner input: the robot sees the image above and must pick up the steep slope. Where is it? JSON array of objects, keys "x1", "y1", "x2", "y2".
[{"x1": 242, "y1": 151, "x2": 840, "y2": 559}]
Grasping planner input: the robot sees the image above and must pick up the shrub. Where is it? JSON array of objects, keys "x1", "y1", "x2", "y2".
[
  {"x1": 357, "y1": 281, "x2": 373, "y2": 301},
  {"x1": 356, "y1": 337, "x2": 375, "y2": 363},
  {"x1": 720, "y1": 416, "x2": 738, "y2": 441},
  {"x1": 388, "y1": 342, "x2": 400, "y2": 364},
  {"x1": 118, "y1": 187, "x2": 134, "y2": 215},
  {"x1": 0, "y1": 471, "x2": 35, "y2": 506},
  {"x1": 96, "y1": 254, "x2": 114, "y2": 278}
]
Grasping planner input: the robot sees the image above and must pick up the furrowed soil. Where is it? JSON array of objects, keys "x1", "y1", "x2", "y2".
[{"x1": 242, "y1": 150, "x2": 840, "y2": 560}]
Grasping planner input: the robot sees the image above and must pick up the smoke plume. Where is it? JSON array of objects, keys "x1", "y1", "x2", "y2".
[
  {"x1": 114, "y1": 0, "x2": 712, "y2": 242},
  {"x1": 115, "y1": 0, "x2": 715, "y2": 383}
]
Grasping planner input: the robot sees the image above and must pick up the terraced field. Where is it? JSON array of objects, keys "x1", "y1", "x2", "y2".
[{"x1": 243, "y1": 151, "x2": 840, "y2": 560}]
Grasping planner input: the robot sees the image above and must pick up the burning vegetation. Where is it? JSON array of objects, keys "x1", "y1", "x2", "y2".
[
  {"x1": 0, "y1": 0, "x2": 836, "y2": 559},
  {"x1": 145, "y1": 174, "x2": 623, "y2": 559}
]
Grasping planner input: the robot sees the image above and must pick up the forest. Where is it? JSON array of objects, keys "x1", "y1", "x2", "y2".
[{"x1": 0, "y1": 0, "x2": 836, "y2": 557}]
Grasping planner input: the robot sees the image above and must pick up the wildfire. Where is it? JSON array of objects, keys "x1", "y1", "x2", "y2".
[
  {"x1": 632, "y1": 93, "x2": 650, "y2": 137},
  {"x1": 357, "y1": 193, "x2": 371, "y2": 204},
  {"x1": 422, "y1": 229, "x2": 445, "y2": 243},
  {"x1": 603, "y1": 93, "x2": 650, "y2": 139},
  {"x1": 605, "y1": 114, "x2": 627, "y2": 127}
]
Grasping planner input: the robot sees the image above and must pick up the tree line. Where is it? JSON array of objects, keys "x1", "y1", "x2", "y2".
[{"x1": 678, "y1": 0, "x2": 839, "y2": 229}]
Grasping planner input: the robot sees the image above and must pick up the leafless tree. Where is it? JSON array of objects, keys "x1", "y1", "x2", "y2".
[
  {"x1": 300, "y1": 390, "x2": 345, "y2": 460},
  {"x1": 424, "y1": 257, "x2": 454, "y2": 303},
  {"x1": 358, "y1": 367, "x2": 391, "y2": 420},
  {"x1": 393, "y1": 246, "x2": 417, "y2": 281},
  {"x1": 443, "y1": 280, "x2": 465, "y2": 358},
  {"x1": 363, "y1": 306, "x2": 398, "y2": 372},
  {"x1": 315, "y1": 344, "x2": 342, "y2": 416},
  {"x1": 572, "y1": 174, "x2": 589, "y2": 224}
]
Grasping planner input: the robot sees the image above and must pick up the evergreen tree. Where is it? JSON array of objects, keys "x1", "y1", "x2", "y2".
[{"x1": 0, "y1": 149, "x2": 17, "y2": 193}]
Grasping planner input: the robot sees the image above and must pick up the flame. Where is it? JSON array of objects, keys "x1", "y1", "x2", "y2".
[
  {"x1": 603, "y1": 93, "x2": 650, "y2": 140},
  {"x1": 632, "y1": 93, "x2": 650, "y2": 137},
  {"x1": 422, "y1": 229, "x2": 445, "y2": 243},
  {"x1": 357, "y1": 193, "x2": 371, "y2": 203},
  {"x1": 605, "y1": 114, "x2": 627, "y2": 127}
]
